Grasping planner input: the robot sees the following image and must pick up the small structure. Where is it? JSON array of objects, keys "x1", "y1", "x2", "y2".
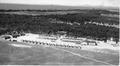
[
  {"x1": 11, "y1": 38, "x2": 17, "y2": 42},
  {"x1": 12, "y1": 34, "x2": 20, "y2": 38},
  {"x1": 81, "y1": 41, "x2": 97, "y2": 46},
  {"x1": 81, "y1": 42, "x2": 88, "y2": 46},
  {"x1": 107, "y1": 37, "x2": 116, "y2": 44},
  {"x1": 87, "y1": 41, "x2": 97, "y2": 46},
  {"x1": 56, "y1": 31, "x2": 67, "y2": 36},
  {"x1": 1, "y1": 35, "x2": 13, "y2": 40}
]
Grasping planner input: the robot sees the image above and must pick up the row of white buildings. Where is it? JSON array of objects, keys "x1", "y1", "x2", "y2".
[{"x1": 1, "y1": 33, "x2": 119, "y2": 49}]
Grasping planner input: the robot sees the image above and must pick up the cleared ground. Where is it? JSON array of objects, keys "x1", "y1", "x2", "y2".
[{"x1": 0, "y1": 39, "x2": 119, "y2": 65}]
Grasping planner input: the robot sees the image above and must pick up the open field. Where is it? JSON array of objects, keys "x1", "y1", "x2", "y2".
[{"x1": 0, "y1": 38, "x2": 119, "y2": 65}]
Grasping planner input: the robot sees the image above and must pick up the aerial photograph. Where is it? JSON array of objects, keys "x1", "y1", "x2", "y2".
[{"x1": 0, "y1": 0, "x2": 119, "y2": 65}]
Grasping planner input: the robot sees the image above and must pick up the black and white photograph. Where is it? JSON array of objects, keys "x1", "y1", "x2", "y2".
[{"x1": 0, "y1": 0, "x2": 119, "y2": 65}]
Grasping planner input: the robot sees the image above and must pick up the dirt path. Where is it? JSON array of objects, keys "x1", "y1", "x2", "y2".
[{"x1": 50, "y1": 47, "x2": 114, "y2": 65}]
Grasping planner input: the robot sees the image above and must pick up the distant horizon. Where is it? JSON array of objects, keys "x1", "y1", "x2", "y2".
[
  {"x1": 0, "y1": 0, "x2": 119, "y2": 7},
  {"x1": 0, "y1": 3, "x2": 119, "y2": 10},
  {"x1": 0, "y1": 2, "x2": 119, "y2": 7}
]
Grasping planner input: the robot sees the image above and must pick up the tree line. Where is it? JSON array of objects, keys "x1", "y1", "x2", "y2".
[{"x1": 0, "y1": 13, "x2": 119, "y2": 42}]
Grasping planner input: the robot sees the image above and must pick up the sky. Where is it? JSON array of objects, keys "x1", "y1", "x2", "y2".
[{"x1": 0, "y1": 0, "x2": 119, "y2": 7}]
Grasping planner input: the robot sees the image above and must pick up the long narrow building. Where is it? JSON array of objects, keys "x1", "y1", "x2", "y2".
[{"x1": 14, "y1": 33, "x2": 81, "y2": 49}]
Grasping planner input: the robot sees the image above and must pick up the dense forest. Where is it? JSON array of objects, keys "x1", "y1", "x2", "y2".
[
  {"x1": 0, "y1": 9, "x2": 119, "y2": 14},
  {"x1": 0, "y1": 9, "x2": 119, "y2": 42}
]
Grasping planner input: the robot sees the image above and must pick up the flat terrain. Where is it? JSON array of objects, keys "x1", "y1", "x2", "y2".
[{"x1": 0, "y1": 39, "x2": 119, "y2": 65}]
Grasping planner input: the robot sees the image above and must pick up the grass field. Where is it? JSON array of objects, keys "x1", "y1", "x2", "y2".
[{"x1": 0, "y1": 39, "x2": 119, "y2": 65}]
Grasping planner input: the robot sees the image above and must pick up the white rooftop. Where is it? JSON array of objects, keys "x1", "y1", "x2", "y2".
[{"x1": 16, "y1": 33, "x2": 78, "y2": 46}]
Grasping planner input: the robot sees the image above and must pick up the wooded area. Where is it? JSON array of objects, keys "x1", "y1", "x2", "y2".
[{"x1": 0, "y1": 9, "x2": 119, "y2": 42}]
